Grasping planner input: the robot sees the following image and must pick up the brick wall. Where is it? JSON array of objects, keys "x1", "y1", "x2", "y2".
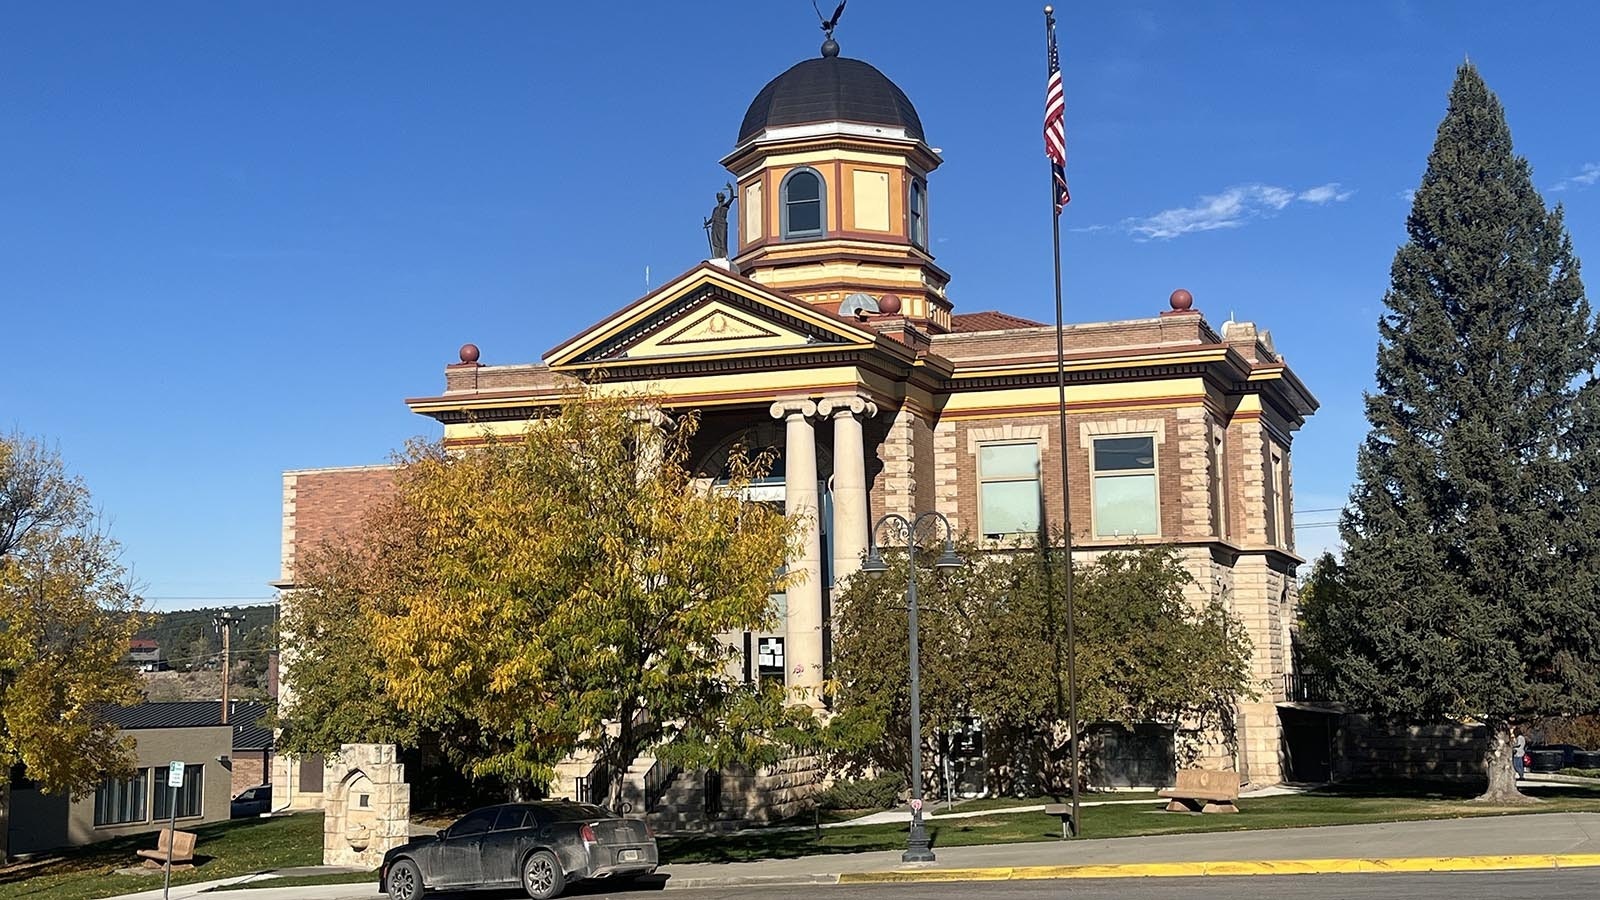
[
  {"x1": 231, "y1": 751, "x2": 269, "y2": 795},
  {"x1": 281, "y1": 466, "x2": 399, "y2": 584}
]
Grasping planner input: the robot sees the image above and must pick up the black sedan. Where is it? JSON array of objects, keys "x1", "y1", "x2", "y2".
[{"x1": 379, "y1": 801, "x2": 658, "y2": 900}]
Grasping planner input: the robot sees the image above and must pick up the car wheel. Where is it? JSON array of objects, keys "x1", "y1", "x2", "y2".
[
  {"x1": 522, "y1": 850, "x2": 566, "y2": 900},
  {"x1": 387, "y1": 859, "x2": 423, "y2": 900}
]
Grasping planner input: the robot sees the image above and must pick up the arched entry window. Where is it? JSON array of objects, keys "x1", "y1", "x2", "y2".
[{"x1": 781, "y1": 167, "x2": 826, "y2": 239}]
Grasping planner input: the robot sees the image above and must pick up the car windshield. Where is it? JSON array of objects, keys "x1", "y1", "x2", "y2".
[{"x1": 539, "y1": 803, "x2": 612, "y2": 821}]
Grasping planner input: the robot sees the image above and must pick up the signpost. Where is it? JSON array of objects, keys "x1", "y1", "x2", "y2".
[{"x1": 163, "y1": 760, "x2": 183, "y2": 900}]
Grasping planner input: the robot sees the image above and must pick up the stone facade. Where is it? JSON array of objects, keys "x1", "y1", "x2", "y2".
[{"x1": 322, "y1": 743, "x2": 411, "y2": 868}]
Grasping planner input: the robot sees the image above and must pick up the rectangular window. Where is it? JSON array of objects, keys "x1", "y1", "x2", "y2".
[
  {"x1": 757, "y1": 636, "x2": 785, "y2": 686},
  {"x1": 94, "y1": 769, "x2": 149, "y2": 827},
  {"x1": 298, "y1": 753, "x2": 325, "y2": 793},
  {"x1": 153, "y1": 764, "x2": 204, "y2": 820},
  {"x1": 1210, "y1": 427, "x2": 1228, "y2": 538},
  {"x1": 978, "y1": 443, "x2": 1041, "y2": 538},
  {"x1": 1270, "y1": 449, "x2": 1285, "y2": 547},
  {"x1": 1092, "y1": 435, "x2": 1159, "y2": 538}
]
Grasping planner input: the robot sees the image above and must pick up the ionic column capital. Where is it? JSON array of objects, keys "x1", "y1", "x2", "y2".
[
  {"x1": 816, "y1": 396, "x2": 879, "y2": 419},
  {"x1": 626, "y1": 406, "x2": 677, "y2": 430},
  {"x1": 769, "y1": 398, "x2": 818, "y2": 420}
]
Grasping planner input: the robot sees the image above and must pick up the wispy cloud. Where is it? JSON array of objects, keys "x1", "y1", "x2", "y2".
[
  {"x1": 1111, "y1": 182, "x2": 1352, "y2": 240},
  {"x1": 1397, "y1": 188, "x2": 1416, "y2": 203},
  {"x1": 1298, "y1": 183, "x2": 1356, "y2": 204},
  {"x1": 1551, "y1": 163, "x2": 1600, "y2": 192}
]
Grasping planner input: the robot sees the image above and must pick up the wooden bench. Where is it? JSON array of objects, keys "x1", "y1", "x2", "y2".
[
  {"x1": 136, "y1": 828, "x2": 198, "y2": 870},
  {"x1": 1157, "y1": 769, "x2": 1241, "y2": 814}
]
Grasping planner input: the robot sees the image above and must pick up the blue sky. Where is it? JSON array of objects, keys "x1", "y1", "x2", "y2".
[{"x1": 4, "y1": 2, "x2": 1597, "y2": 610}]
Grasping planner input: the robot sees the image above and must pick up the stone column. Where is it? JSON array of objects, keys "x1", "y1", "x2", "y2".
[
  {"x1": 818, "y1": 396, "x2": 876, "y2": 586},
  {"x1": 771, "y1": 399, "x2": 824, "y2": 704},
  {"x1": 627, "y1": 407, "x2": 675, "y2": 484}
]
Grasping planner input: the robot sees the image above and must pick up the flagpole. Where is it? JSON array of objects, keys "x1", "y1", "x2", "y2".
[{"x1": 1044, "y1": 4, "x2": 1082, "y2": 838}]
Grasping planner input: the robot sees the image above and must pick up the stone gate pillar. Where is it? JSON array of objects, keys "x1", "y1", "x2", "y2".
[{"x1": 322, "y1": 743, "x2": 411, "y2": 868}]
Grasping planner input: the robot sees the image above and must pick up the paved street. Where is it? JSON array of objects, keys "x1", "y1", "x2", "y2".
[
  {"x1": 238, "y1": 870, "x2": 1600, "y2": 900},
  {"x1": 615, "y1": 872, "x2": 1600, "y2": 899}
]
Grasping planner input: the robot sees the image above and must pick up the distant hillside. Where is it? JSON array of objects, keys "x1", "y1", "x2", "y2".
[{"x1": 135, "y1": 604, "x2": 277, "y2": 694}]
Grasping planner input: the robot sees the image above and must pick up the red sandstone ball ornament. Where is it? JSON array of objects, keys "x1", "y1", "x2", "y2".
[
  {"x1": 1169, "y1": 289, "x2": 1194, "y2": 311},
  {"x1": 878, "y1": 293, "x2": 903, "y2": 315},
  {"x1": 459, "y1": 343, "x2": 481, "y2": 364}
]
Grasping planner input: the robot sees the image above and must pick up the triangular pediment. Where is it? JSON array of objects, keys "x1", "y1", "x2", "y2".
[{"x1": 544, "y1": 264, "x2": 876, "y2": 369}]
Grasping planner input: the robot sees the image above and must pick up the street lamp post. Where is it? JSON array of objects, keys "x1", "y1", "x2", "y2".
[{"x1": 861, "y1": 511, "x2": 963, "y2": 864}]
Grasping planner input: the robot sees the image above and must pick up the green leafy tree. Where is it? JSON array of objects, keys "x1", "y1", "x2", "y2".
[
  {"x1": 829, "y1": 542, "x2": 1251, "y2": 795},
  {"x1": 279, "y1": 389, "x2": 809, "y2": 803},
  {"x1": 1303, "y1": 64, "x2": 1600, "y2": 801},
  {"x1": 0, "y1": 433, "x2": 142, "y2": 859}
]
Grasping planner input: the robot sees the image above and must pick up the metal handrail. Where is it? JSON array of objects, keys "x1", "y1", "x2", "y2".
[{"x1": 642, "y1": 756, "x2": 681, "y2": 813}]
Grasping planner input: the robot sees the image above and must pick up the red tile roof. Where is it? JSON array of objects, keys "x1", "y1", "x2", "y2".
[{"x1": 948, "y1": 311, "x2": 1046, "y2": 333}]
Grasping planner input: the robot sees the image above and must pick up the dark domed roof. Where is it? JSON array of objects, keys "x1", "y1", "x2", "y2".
[{"x1": 737, "y1": 56, "x2": 924, "y2": 145}]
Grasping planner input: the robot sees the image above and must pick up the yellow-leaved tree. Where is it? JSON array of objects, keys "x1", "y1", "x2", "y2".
[
  {"x1": 0, "y1": 433, "x2": 142, "y2": 860},
  {"x1": 282, "y1": 389, "x2": 814, "y2": 804}
]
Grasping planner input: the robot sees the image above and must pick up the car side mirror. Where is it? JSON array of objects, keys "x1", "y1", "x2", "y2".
[{"x1": 436, "y1": 829, "x2": 447, "y2": 840}]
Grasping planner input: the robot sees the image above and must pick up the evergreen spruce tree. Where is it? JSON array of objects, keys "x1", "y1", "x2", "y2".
[{"x1": 1304, "y1": 63, "x2": 1600, "y2": 801}]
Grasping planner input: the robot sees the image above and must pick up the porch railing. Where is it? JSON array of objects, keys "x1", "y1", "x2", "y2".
[{"x1": 1285, "y1": 672, "x2": 1334, "y2": 703}]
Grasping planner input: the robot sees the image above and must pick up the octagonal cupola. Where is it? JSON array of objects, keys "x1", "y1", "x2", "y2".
[{"x1": 722, "y1": 40, "x2": 952, "y2": 334}]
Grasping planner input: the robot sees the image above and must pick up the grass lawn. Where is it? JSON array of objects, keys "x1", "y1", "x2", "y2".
[
  {"x1": 929, "y1": 791, "x2": 1159, "y2": 815},
  {"x1": 659, "y1": 781, "x2": 1600, "y2": 863},
  {"x1": 0, "y1": 813, "x2": 324, "y2": 900}
]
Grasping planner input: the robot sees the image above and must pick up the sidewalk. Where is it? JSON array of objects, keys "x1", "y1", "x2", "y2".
[
  {"x1": 103, "y1": 811, "x2": 1600, "y2": 899},
  {"x1": 663, "y1": 812, "x2": 1600, "y2": 887}
]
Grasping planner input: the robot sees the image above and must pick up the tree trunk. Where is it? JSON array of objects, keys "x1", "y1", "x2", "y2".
[
  {"x1": 1, "y1": 781, "x2": 10, "y2": 862},
  {"x1": 1477, "y1": 721, "x2": 1530, "y2": 803}
]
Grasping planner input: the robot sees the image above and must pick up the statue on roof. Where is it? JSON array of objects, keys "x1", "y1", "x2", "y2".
[{"x1": 704, "y1": 182, "x2": 735, "y2": 259}]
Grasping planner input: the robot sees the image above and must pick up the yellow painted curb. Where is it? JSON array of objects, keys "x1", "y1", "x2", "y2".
[{"x1": 835, "y1": 853, "x2": 1600, "y2": 884}]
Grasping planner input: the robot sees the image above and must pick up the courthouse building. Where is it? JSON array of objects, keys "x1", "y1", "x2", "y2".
[{"x1": 276, "y1": 37, "x2": 1319, "y2": 804}]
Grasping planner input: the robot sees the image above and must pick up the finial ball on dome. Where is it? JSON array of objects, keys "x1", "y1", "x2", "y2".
[
  {"x1": 821, "y1": 38, "x2": 840, "y2": 57},
  {"x1": 459, "y1": 343, "x2": 481, "y2": 364},
  {"x1": 1169, "y1": 289, "x2": 1194, "y2": 311},
  {"x1": 878, "y1": 293, "x2": 903, "y2": 315}
]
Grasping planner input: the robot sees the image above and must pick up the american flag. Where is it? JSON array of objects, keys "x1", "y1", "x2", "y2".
[{"x1": 1044, "y1": 15, "x2": 1070, "y2": 213}]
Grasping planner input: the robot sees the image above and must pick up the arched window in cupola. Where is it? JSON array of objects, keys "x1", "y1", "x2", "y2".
[
  {"x1": 781, "y1": 167, "x2": 826, "y2": 240},
  {"x1": 909, "y1": 177, "x2": 928, "y2": 249}
]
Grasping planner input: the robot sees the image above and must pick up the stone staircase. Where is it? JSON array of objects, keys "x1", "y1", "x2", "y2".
[{"x1": 550, "y1": 747, "x2": 600, "y2": 802}]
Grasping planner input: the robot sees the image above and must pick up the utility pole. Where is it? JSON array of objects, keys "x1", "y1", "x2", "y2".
[{"x1": 214, "y1": 613, "x2": 241, "y2": 724}]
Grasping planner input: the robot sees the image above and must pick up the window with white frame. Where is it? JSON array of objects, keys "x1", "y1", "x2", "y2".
[
  {"x1": 780, "y1": 168, "x2": 825, "y2": 239},
  {"x1": 978, "y1": 442, "x2": 1041, "y2": 539},
  {"x1": 94, "y1": 769, "x2": 148, "y2": 826},
  {"x1": 1091, "y1": 435, "x2": 1159, "y2": 538},
  {"x1": 153, "y1": 763, "x2": 204, "y2": 820}
]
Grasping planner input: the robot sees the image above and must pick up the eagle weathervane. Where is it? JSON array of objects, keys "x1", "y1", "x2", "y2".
[{"x1": 813, "y1": 0, "x2": 846, "y2": 55}]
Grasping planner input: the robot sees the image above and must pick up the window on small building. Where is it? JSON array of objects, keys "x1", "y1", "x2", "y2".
[
  {"x1": 909, "y1": 178, "x2": 928, "y2": 248},
  {"x1": 757, "y1": 636, "x2": 785, "y2": 686},
  {"x1": 94, "y1": 769, "x2": 149, "y2": 826},
  {"x1": 781, "y1": 168, "x2": 825, "y2": 239},
  {"x1": 153, "y1": 763, "x2": 204, "y2": 820},
  {"x1": 1091, "y1": 435, "x2": 1159, "y2": 538},
  {"x1": 979, "y1": 442, "x2": 1042, "y2": 539}
]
